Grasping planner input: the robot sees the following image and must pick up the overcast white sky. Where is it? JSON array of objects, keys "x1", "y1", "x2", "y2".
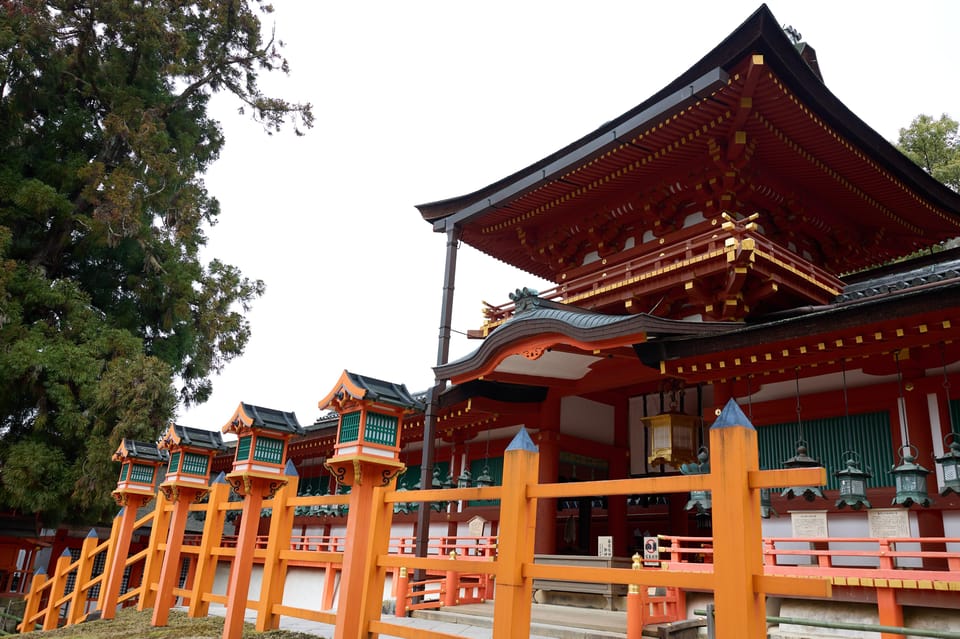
[{"x1": 178, "y1": 0, "x2": 960, "y2": 431}]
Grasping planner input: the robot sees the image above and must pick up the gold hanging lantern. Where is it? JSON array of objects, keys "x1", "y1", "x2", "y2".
[{"x1": 643, "y1": 411, "x2": 698, "y2": 467}]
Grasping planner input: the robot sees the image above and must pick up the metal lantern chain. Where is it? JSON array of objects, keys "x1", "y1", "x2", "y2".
[
  {"x1": 936, "y1": 342, "x2": 960, "y2": 496},
  {"x1": 894, "y1": 350, "x2": 911, "y2": 448},
  {"x1": 890, "y1": 349, "x2": 933, "y2": 508},
  {"x1": 780, "y1": 367, "x2": 825, "y2": 501},
  {"x1": 834, "y1": 358, "x2": 873, "y2": 510}
]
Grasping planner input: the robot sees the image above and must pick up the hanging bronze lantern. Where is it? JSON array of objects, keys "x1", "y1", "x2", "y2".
[
  {"x1": 760, "y1": 488, "x2": 778, "y2": 519},
  {"x1": 834, "y1": 450, "x2": 872, "y2": 510},
  {"x1": 680, "y1": 447, "x2": 711, "y2": 513},
  {"x1": 891, "y1": 445, "x2": 933, "y2": 508},
  {"x1": 936, "y1": 434, "x2": 960, "y2": 496},
  {"x1": 781, "y1": 441, "x2": 826, "y2": 501}
]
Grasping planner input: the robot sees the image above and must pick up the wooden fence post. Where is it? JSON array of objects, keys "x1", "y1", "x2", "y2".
[
  {"x1": 187, "y1": 473, "x2": 231, "y2": 618},
  {"x1": 42, "y1": 549, "x2": 73, "y2": 631},
  {"x1": 492, "y1": 429, "x2": 539, "y2": 639},
  {"x1": 66, "y1": 529, "x2": 99, "y2": 625},
  {"x1": 709, "y1": 399, "x2": 767, "y2": 639},
  {"x1": 100, "y1": 496, "x2": 152, "y2": 619},
  {"x1": 255, "y1": 461, "x2": 298, "y2": 631},
  {"x1": 136, "y1": 491, "x2": 171, "y2": 612},
  {"x1": 19, "y1": 568, "x2": 47, "y2": 632}
]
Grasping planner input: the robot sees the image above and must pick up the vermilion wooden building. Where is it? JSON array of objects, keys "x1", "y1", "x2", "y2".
[{"x1": 274, "y1": 4, "x2": 960, "y2": 564}]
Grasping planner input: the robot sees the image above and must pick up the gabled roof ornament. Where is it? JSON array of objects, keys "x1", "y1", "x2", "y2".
[{"x1": 509, "y1": 287, "x2": 541, "y2": 314}]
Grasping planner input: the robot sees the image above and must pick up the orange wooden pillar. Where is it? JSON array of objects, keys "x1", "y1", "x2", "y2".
[
  {"x1": 709, "y1": 399, "x2": 768, "y2": 639},
  {"x1": 151, "y1": 422, "x2": 225, "y2": 626},
  {"x1": 104, "y1": 439, "x2": 169, "y2": 616},
  {"x1": 255, "y1": 461, "x2": 299, "y2": 631},
  {"x1": 534, "y1": 392, "x2": 561, "y2": 555},
  {"x1": 318, "y1": 370, "x2": 419, "y2": 639},
  {"x1": 221, "y1": 476, "x2": 269, "y2": 639},
  {"x1": 492, "y1": 429, "x2": 539, "y2": 639},
  {"x1": 220, "y1": 402, "x2": 304, "y2": 639},
  {"x1": 151, "y1": 485, "x2": 204, "y2": 626},
  {"x1": 331, "y1": 469, "x2": 398, "y2": 639},
  {"x1": 187, "y1": 473, "x2": 231, "y2": 618}
]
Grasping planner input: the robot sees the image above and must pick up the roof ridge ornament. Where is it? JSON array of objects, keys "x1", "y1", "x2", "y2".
[
  {"x1": 782, "y1": 25, "x2": 802, "y2": 45},
  {"x1": 508, "y1": 287, "x2": 541, "y2": 314}
]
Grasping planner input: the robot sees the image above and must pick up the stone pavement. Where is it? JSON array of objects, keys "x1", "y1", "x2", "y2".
[{"x1": 198, "y1": 601, "x2": 628, "y2": 639}]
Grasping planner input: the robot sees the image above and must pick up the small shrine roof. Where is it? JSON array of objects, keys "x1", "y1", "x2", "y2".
[
  {"x1": 318, "y1": 370, "x2": 424, "y2": 411},
  {"x1": 223, "y1": 403, "x2": 305, "y2": 436},
  {"x1": 164, "y1": 423, "x2": 226, "y2": 452},
  {"x1": 113, "y1": 439, "x2": 169, "y2": 463},
  {"x1": 343, "y1": 371, "x2": 423, "y2": 409}
]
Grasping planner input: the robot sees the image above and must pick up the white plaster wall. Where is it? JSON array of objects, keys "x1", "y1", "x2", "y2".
[
  {"x1": 211, "y1": 561, "x2": 397, "y2": 613},
  {"x1": 561, "y1": 396, "x2": 614, "y2": 445},
  {"x1": 628, "y1": 396, "x2": 647, "y2": 475}
]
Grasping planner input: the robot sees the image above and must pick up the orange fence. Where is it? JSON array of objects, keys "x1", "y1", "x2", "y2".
[{"x1": 22, "y1": 408, "x2": 832, "y2": 639}]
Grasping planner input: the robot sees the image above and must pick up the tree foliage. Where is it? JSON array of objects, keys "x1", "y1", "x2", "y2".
[
  {"x1": 897, "y1": 113, "x2": 960, "y2": 192},
  {"x1": 0, "y1": 0, "x2": 312, "y2": 525}
]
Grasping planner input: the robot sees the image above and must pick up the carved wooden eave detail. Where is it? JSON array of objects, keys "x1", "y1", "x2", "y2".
[
  {"x1": 637, "y1": 279, "x2": 960, "y2": 387},
  {"x1": 480, "y1": 214, "x2": 844, "y2": 331}
]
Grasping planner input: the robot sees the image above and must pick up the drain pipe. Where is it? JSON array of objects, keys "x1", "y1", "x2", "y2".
[{"x1": 414, "y1": 225, "x2": 461, "y2": 582}]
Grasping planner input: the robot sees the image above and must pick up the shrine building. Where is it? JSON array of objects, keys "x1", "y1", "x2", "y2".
[{"x1": 261, "y1": 3, "x2": 960, "y2": 562}]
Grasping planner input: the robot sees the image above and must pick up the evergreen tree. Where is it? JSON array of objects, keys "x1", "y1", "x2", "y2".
[
  {"x1": 0, "y1": 0, "x2": 312, "y2": 525},
  {"x1": 897, "y1": 113, "x2": 960, "y2": 193}
]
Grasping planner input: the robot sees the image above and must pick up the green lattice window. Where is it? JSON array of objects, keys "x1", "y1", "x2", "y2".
[
  {"x1": 468, "y1": 456, "x2": 503, "y2": 507},
  {"x1": 168, "y1": 451, "x2": 181, "y2": 473},
  {"x1": 130, "y1": 464, "x2": 155, "y2": 484},
  {"x1": 757, "y1": 410, "x2": 894, "y2": 490},
  {"x1": 340, "y1": 412, "x2": 361, "y2": 443},
  {"x1": 253, "y1": 436, "x2": 284, "y2": 464},
  {"x1": 236, "y1": 436, "x2": 252, "y2": 461},
  {"x1": 182, "y1": 453, "x2": 209, "y2": 476},
  {"x1": 119, "y1": 464, "x2": 129, "y2": 482},
  {"x1": 364, "y1": 412, "x2": 398, "y2": 447}
]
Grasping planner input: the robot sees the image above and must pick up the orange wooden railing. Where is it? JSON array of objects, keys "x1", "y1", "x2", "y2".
[{"x1": 23, "y1": 416, "x2": 831, "y2": 639}]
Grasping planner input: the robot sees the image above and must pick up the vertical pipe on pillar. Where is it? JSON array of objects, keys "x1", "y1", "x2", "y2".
[{"x1": 416, "y1": 225, "x2": 461, "y2": 575}]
